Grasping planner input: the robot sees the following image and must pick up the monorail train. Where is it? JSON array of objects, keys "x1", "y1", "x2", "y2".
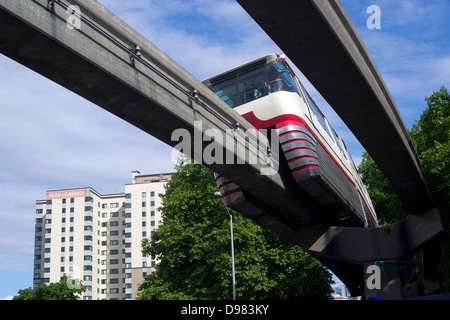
[{"x1": 202, "y1": 54, "x2": 378, "y2": 229}]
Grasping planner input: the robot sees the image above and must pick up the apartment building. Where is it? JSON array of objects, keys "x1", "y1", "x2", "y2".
[{"x1": 33, "y1": 171, "x2": 172, "y2": 300}]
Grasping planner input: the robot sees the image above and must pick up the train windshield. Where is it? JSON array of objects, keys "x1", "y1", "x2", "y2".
[
  {"x1": 265, "y1": 61, "x2": 298, "y2": 94},
  {"x1": 208, "y1": 60, "x2": 298, "y2": 108}
]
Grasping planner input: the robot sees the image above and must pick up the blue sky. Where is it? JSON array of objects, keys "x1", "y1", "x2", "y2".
[{"x1": 0, "y1": 0, "x2": 449, "y2": 299}]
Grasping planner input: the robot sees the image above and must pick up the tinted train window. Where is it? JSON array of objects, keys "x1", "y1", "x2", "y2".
[
  {"x1": 209, "y1": 60, "x2": 297, "y2": 108},
  {"x1": 211, "y1": 78, "x2": 238, "y2": 107},
  {"x1": 210, "y1": 68, "x2": 266, "y2": 108},
  {"x1": 331, "y1": 128, "x2": 347, "y2": 159},
  {"x1": 265, "y1": 62, "x2": 298, "y2": 93},
  {"x1": 300, "y1": 83, "x2": 333, "y2": 138},
  {"x1": 237, "y1": 68, "x2": 266, "y2": 104}
]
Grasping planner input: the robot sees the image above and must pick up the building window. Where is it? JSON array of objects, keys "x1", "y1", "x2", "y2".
[
  {"x1": 110, "y1": 288, "x2": 119, "y2": 294},
  {"x1": 110, "y1": 203, "x2": 119, "y2": 208}
]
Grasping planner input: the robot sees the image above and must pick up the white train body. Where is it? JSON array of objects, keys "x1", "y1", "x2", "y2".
[{"x1": 203, "y1": 54, "x2": 378, "y2": 228}]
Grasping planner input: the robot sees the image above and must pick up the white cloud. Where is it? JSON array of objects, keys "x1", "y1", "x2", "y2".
[
  {"x1": 1, "y1": 0, "x2": 448, "y2": 292},
  {"x1": 100, "y1": 0, "x2": 279, "y2": 80}
]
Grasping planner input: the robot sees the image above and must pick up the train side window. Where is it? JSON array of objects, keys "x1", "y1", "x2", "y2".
[
  {"x1": 210, "y1": 77, "x2": 238, "y2": 107},
  {"x1": 331, "y1": 128, "x2": 347, "y2": 159},
  {"x1": 237, "y1": 68, "x2": 267, "y2": 104},
  {"x1": 302, "y1": 87, "x2": 333, "y2": 138}
]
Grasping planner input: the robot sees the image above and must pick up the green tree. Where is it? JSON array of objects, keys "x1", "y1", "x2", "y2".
[
  {"x1": 410, "y1": 86, "x2": 450, "y2": 216},
  {"x1": 411, "y1": 86, "x2": 450, "y2": 291},
  {"x1": 138, "y1": 159, "x2": 333, "y2": 300},
  {"x1": 13, "y1": 275, "x2": 86, "y2": 300},
  {"x1": 358, "y1": 86, "x2": 450, "y2": 291},
  {"x1": 358, "y1": 151, "x2": 406, "y2": 225}
]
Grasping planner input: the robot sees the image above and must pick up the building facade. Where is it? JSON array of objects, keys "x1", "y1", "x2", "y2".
[{"x1": 33, "y1": 171, "x2": 172, "y2": 300}]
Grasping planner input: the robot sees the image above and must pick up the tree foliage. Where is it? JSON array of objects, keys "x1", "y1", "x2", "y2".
[
  {"x1": 358, "y1": 151, "x2": 407, "y2": 225},
  {"x1": 358, "y1": 86, "x2": 450, "y2": 291},
  {"x1": 138, "y1": 159, "x2": 333, "y2": 300},
  {"x1": 13, "y1": 275, "x2": 86, "y2": 300},
  {"x1": 410, "y1": 86, "x2": 450, "y2": 216}
]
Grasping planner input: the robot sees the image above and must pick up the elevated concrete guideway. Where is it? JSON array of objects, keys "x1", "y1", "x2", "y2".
[
  {"x1": 0, "y1": 0, "x2": 326, "y2": 237},
  {"x1": 237, "y1": 0, "x2": 434, "y2": 215},
  {"x1": 0, "y1": 0, "x2": 443, "y2": 298}
]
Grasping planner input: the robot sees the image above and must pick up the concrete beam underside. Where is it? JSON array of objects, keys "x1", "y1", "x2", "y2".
[
  {"x1": 0, "y1": 0, "x2": 325, "y2": 232},
  {"x1": 236, "y1": 0, "x2": 434, "y2": 215}
]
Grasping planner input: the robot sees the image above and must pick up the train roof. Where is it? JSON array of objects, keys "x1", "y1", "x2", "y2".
[{"x1": 202, "y1": 53, "x2": 279, "y2": 87}]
